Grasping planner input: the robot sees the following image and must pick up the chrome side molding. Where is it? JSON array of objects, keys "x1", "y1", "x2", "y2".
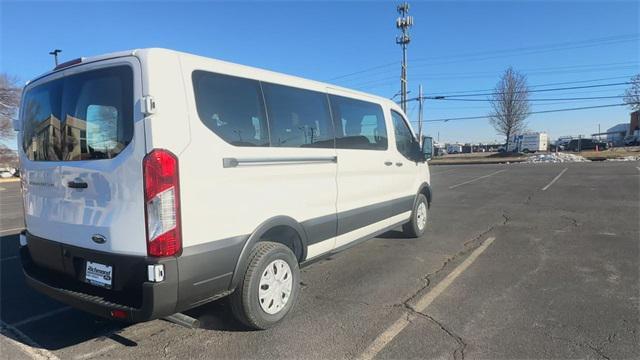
[{"x1": 223, "y1": 156, "x2": 337, "y2": 168}]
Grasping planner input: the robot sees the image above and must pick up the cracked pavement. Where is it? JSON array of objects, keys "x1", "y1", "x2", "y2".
[{"x1": 1, "y1": 161, "x2": 639, "y2": 359}]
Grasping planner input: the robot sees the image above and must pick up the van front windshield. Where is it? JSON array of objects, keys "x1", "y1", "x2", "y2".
[{"x1": 21, "y1": 65, "x2": 134, "y2": 161}]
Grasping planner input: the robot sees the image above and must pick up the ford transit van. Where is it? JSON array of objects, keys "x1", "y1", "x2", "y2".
[{"x1": 16, "y1": 49, "x2": 433, "y2": 329}]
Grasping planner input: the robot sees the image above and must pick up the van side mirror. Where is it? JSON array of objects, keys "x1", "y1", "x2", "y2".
[{"x1": 421, "y1": 136, "x2": 433, "y2": 161}]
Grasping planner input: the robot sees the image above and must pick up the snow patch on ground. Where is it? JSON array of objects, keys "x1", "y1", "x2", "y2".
[
  {"x1": 606, "y1": 155, "x2": 640, "y2": 162},
  {"x1": 526, "y1": 153, "x2": 590, "y2": 163}
]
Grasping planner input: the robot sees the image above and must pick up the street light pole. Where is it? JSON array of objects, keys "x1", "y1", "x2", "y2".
[{"x1": 49, "y1": 49, "x2": 62, "y2": 67}]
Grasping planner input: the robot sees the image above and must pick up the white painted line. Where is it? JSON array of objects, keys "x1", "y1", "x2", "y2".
[
  {"x1": 74, "y1": 344, "x2": 120, "y2": 360},
  {"x1": 0, "y1": 255, "x2": 19, "y2": 262},
  {"x1": 11, "y1": 307, "x2": 73, "y2": 328},
  {"x1": 0, "y1": 320, "x2": 60, "y2": 360},
  {"x1": 413, "y1": 237, "x2": 496, "y2": 311},
  {"x1": 358, "y1": 316, "x2": 411, "y2": 360},
  {"x1": 0, "y1": 227, "x2": 24, "y2": 234},
  {"x1": 541, "y1": 167, "x2": 568, "y2": 191},
  {"x1": 358, "y1": 237, "x2": 497, "y2": 360},
  {"x1": 448, "y1": 170, "x2": 506, "y2": 189}
]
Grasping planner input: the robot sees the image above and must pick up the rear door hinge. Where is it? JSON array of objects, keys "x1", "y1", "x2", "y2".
[{"x1": 142, "y1": 95, "x2": 157, "y2": 115}]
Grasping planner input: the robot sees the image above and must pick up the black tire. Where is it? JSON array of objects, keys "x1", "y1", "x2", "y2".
[
  {"x1": 402, "y1": 193, "x2": 429, "y2": 238},
  {"x1": 229, "y1": 241, "x2": 300, "y2": 330}
]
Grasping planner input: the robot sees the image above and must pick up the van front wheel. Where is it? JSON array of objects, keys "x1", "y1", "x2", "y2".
[
  {"x1": 230, "y1": 241, "x2": 300, "y2": 329},
  {"x1": 402, "y1": 194, "x2": 429, "y2": 238}
]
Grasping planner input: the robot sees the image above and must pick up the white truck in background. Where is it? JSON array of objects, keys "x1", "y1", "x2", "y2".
[{"x1": 508, "y1": 132, "x2": 549, "y2": 153}]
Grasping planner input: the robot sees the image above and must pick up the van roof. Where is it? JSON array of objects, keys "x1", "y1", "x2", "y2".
[{"x1": 29, "y1": 48, "x2": 398, "y2": 110}]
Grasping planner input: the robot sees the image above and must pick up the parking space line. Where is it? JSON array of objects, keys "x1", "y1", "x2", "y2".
[
  {"x1": 541, "y1": 168, "x2": 568, "y2": 191},
  {"x1": 448, "y1": 170, "x2": 506, "y2": 189},
  {"x1": 11, "y1": 307, "x2": 73, "y2": 328},
  {"x1": 358, "y1": 237, "x2": 496, "y2": 360},
  {"x1": 1, "y1": 320, "x2": 60, "y2": 360}
]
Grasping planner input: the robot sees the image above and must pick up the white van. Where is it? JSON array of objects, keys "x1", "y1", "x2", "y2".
[{"x1": 16, "y1": 49, "x2": 433, "y2": 329}]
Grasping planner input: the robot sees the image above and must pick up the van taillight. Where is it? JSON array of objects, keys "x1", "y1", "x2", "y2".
[{"x1": 143, "y1": 149, "x2": 182, "y2": 257}]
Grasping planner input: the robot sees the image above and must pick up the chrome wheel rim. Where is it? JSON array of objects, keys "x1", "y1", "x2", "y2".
[
  {"x1": 416, "y1": 202, "x2": 427, "y2": 231},
  {"x1": 258, "y1": 259, "x2": 293, "y2": 314}
]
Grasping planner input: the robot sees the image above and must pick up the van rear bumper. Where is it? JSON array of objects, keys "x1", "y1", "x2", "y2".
[{"x1": 20, "y1": 233, "x2": 179, "y2": 322}]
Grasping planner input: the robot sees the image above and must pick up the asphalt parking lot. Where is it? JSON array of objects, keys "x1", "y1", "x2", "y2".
[{"x1": 1, "y1": 161, "x2": 639, "y2": 360}]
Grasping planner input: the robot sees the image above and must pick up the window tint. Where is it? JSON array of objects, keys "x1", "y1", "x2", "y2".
[
  {"x1": 192, "y1": 71, "x2": 269, "y2": 147},
  {"x1": 22, "y1": 66, "x2": 134, "y2": 161},
  {"x1": 329, "y1": 95, "x2": 387, "y2": 150},
  {"x1": 262, "y1": 83, "x2": 334, "y2": 148},
  {"x1": 391, "y1": 110, "x2": 416, "y2": 160}
]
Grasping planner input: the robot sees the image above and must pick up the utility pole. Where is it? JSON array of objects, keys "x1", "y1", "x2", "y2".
[
  {"x1": 396, "y1": 2, "x2": 413, "y2": 114},
  {"x1": 49, "y1": 49, "x2": 62, "y2": 66},
  {"x1": 418, "y1": 84, "x2": 424, "y2": 143}
]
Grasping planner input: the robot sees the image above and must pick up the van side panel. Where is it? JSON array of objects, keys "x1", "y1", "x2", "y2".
[{"x1": 174, "y1": 55, "x2": 339, "y2": 299}]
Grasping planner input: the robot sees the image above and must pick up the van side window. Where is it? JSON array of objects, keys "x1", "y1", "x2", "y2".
[
  {"x1": 329, "y1": 95, "x2": 388, "y2": 150},
  {"x1": 262, "y1": 83, "x2": 334, "y2": 148},
  {"x1": 391, "y1": 110, "x2": 416, "y2": 160},
  {"x1": 192, "y1": 71, "x2": 269, "y2": 147}
]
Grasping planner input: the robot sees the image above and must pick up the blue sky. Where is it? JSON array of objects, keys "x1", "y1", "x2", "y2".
[{"x1": 1, "y1": 0, "x2": 638, "y2": 144}]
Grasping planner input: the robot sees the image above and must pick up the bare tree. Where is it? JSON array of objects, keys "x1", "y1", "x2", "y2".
[
  {"x1": 0, "y1": 144, "x2": 18, "y2": 167},
  {"x1": 0, "y1": 74, "x2": 22, "y2": 141},
  {"x1": 488, "y1": 67, "x2": 530, "y2": 151},
  {"x1": 623, "y1": 74, "x2": 640, "y2": 111}
]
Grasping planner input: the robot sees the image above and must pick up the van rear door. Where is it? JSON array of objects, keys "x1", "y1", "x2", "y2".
[{"x1": 20, "y1": 58, "x2": 148, "y2": 256}]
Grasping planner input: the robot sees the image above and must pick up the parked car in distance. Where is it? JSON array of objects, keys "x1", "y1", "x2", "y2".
[
  {"x1": 15, "y1": 48, "x2": 434, "y2": 330},
  {"x1": 566, "y1": 138, "x2": 608, "y2": 152},
  {"x1": 0, "y1": 167, "x2": 17, "y2": 178}
]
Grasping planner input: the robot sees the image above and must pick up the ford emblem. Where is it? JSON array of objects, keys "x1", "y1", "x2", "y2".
[{"x1": 91, "y1": 234, "x2": 107, "y2": 244}]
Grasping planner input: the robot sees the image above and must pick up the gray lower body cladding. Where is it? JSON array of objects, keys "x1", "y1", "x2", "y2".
[{"x1": 21, "y1": 194, "x2": 417, "y2": 321}]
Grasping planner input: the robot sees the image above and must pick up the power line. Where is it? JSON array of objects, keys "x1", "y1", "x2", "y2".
[
  {"x1": 416, "y1": 82, "x2": 631, "y2": 99},
  {"x1": 432, "y1": 95, "x2": 625, "y2": 102},
  {"x1": 410, "y1": 103, "x2": 630, "y2": 123},
  {"x1": 423, "y1": 76, "x2": 633, "y2": 96},
  {"x1": 349, "y1": 64, "x2": 638, "y2": 89},
  {"x1": 345, "y1": 61, "x2": 638, "y2": 87},
  {"x1": 327, "y1": 33, "x2": 639, "y2": 82},
  {"x1": 425, "y1": 97, "x2": 632, "y2": 111}
]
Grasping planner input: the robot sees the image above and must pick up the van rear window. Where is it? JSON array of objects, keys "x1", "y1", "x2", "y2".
[{"x1": 21, "y1": 66, "x2": 134, "y2": 161}]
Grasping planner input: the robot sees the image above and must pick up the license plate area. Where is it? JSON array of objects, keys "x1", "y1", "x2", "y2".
[{"x1": 85, "y1": 261, "x2": 113, "y2": 289}]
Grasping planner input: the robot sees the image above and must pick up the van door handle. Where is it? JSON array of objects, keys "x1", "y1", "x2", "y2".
[
  {"x1": 67, "y1": 181, "x2": 88, "y2": 189},
  {"x1": 395, "y1": 162, "x2": 403, "y2": 167},
  {"x1": 384, "y1": 161, "x2": 393, "y2": 166}
]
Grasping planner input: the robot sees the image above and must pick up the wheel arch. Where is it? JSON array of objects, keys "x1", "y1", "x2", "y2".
[
  {"x1": 230, "y1": 216, "x2": 308, "y2": 290},
  {"x1": 417, "y1": 182, "x2": 433, "y2": 208}
]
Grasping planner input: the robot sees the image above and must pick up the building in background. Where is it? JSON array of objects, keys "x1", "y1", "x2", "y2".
[
  {"x1": 630, "y1": 110, "x2": 639, "y2": 136},
  {"x1": 606, "y1": 123, "x2": 629, "y2": 146}
]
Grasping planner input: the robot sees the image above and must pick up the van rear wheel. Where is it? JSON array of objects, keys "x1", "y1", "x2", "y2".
[
  {"x1": 402, "y1": 194, "x2": 428, "y2": 238},
  {"x1": 230, "y1": 241, "x2": 300, "y2": 329}
]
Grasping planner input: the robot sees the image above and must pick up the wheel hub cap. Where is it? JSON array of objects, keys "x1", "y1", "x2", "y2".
[
  {"x1": 417, "y1": 202, "x2": 427, "y2": 231},
  {"x1": 258, "y1": 259, "x2": 293, "y2": 314}
]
